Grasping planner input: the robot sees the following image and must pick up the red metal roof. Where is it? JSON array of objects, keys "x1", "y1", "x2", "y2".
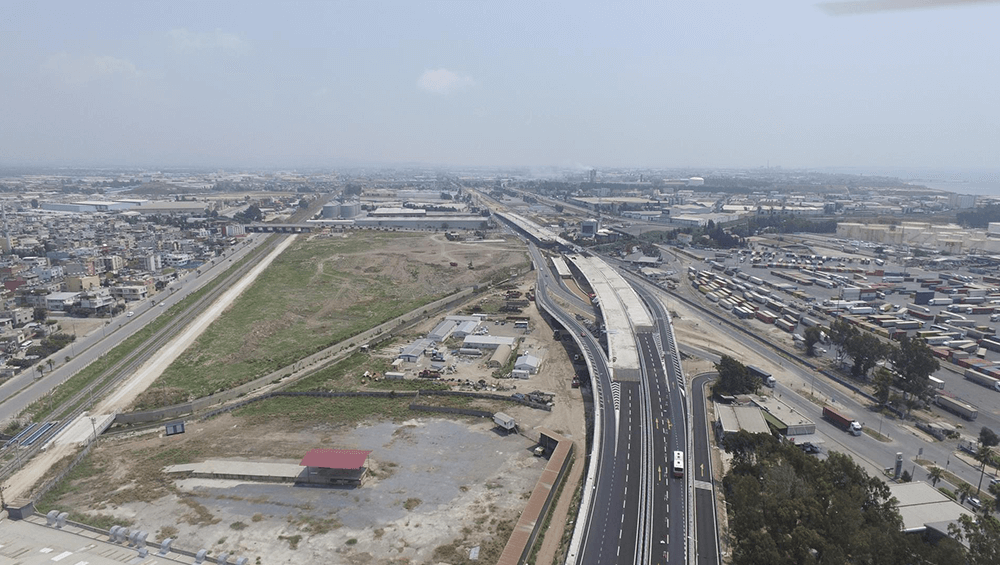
[{"x1": 300, "y1": 449, "x2": 372, "y2": 470}]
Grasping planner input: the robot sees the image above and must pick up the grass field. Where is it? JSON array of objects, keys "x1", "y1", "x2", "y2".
[{"x1": 136, "y1": 232, "x2": 526, "y2": 408}]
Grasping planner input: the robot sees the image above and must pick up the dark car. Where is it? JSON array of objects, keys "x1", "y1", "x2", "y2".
[{"x1": 801, "y1": 443, "x2": 821, "y2": 454}]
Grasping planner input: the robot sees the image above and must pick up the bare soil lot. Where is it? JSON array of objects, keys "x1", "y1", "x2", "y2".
[
  {"x1": 40, "y1": 413, "x2": 545, "y2": 564},
  {"x1": 134, "y1": 232, "x2": 528, "y2": 409},
  {"x1": 39, "y1": 272, "x2": 586, "y2": 565}
]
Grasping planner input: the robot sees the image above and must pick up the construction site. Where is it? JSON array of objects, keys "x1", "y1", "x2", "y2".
[{"x1": 3, "y1": 230, "x2": 588, "y2": 565}]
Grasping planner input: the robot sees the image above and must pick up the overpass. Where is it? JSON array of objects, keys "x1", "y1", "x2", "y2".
[
  {"x1": 527, "y1": 241, "x2": 691, "y2": 565},
  {"x1": 244, "y1": 223, "x2": 315, "y2": 233}
]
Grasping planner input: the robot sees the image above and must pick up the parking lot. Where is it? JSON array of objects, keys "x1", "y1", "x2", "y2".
[{"x1": 683, "y1": 235, "x2": 1000, "y2": 428}]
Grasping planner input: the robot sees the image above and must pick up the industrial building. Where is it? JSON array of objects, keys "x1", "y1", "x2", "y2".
[
  {"x1": 514, "y1": 353, "x2": 542, "y2": 374},
  {"x1": 463, "y1": 335, "x2": 516, "y2": 350},
  {"x1": 888, "y1": 481, "x2": 971, "y2": 537},
  {"x1": 488, "y1": 343, "x2": 513, "y2": 368},
  {"x1": 715, "y1": 403, "x2": 771, "y2": 439}
]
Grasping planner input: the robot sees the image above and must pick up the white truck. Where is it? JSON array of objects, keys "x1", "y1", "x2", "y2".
[{"x1": 964, "y1": 369, "x2": 1000, "y2": 392}]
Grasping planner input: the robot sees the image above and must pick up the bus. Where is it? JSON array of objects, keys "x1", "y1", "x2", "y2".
[
  {"x1": 672, "y1": 451, "x2": 684, "y2": 478},
  {"x1": 928, "y1": 376, "x2": 945, "y2": 390}
]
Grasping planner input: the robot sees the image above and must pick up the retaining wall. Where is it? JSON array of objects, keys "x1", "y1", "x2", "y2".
[{"x1": 497, "y1": 429, "x2": 574, "y2": 565}]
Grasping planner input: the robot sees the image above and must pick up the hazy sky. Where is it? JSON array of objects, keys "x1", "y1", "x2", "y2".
[{"x1": 2, "y1": 1, "x2": 998, "y2": 170}]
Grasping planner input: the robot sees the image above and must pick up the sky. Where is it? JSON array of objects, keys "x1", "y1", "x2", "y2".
[{"x1": 1, "y1": 0, "x2": 999, "y2": 171}]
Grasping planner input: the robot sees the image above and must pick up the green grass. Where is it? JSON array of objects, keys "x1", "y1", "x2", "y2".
[
  {"x1": 147, "y1": 233, "x2": 462, "y2": 403},
  {"x1": 24, "y1": 237, "x2": 276, "y2": 421}
]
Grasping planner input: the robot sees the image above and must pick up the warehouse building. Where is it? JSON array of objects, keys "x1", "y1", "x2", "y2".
[{"x1": 463, "y1": 335, "x2": 515, "y2": 350}]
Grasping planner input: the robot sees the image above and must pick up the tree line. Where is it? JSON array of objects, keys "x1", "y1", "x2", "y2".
[{"x1": 721, "y1": 431, "x2": 998, "y2": 565}]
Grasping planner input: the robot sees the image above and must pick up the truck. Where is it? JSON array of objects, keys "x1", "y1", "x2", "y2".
[
  {"x1": 493, "y1": 412, "x2": 517, "y2": 433},
  {"x1": 748, "y1": 366, "x2": 776, "y2": 388},
  {"x1": 964, "y1": 368, "x2": 1000, "y2": 392},
  {"x1": 929, "y1": 297, "x2": 953, "y2": 306},
  {"x1": 823, "y1": 406, "x2": 863, "y2": 435},
  {"x1": 935, "y1": 395, "x2": 978, "y2": 420}
]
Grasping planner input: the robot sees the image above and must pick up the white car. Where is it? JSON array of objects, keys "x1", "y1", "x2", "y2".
[{"x1": 127, "y1": 311, "x2": 134, "y2": 317}]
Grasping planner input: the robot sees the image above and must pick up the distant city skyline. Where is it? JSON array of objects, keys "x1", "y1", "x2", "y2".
[{"x1": 2, "y1": 1, "x2": 999, "y2": 172}]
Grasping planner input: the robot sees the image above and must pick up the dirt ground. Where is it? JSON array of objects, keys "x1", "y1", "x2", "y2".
[
  {"x1": 48, "y1": 314, "x2": 107, "y2": 340},
  {"x1": 37, "y1": 262, "x2": 587, "y2": 565}
]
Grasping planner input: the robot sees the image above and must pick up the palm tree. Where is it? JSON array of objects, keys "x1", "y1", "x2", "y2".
[
  {"x1": 927, "y1": 466, "x2": 945, "y2": 487},
  {"x1": 989, "y1": 482, "x2": 1000, "y2": 512},
  {"x1": 957, "y1": 482, "x2": 974, "y2": 503},
  {"x1": 975, "y1": 444, "x2": 993, "y2": 496},
  {"x1": 46, "y1": 359, "x2": 54, "y2": 372}
]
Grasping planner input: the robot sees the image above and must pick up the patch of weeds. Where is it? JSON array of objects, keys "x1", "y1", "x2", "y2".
[
  {"x1": 279, "y1": 534, "x2": 302, "y2": 550},
  {"x1": 346, "y1": 538, "x2": 358, "y2": 545},
  {"x1": 179, "y1": 497, "x2": 220, "y2": 526},
  {"x1": 288, "y1": 515, "x2": 342, "y2": 535},
  {"x1": 230, "y1": 521, "x2": 247, "y2": 531},
  {"x1": 403, "y1": 497, "x2": 422, "y2": 511},
  {"x1": 432, "y1": 542, "x2": 463, "y2": 563},
  {"x1": 251, "y1": 513, "x2": 264, "y2": 523},
  {"x1": 216, "y1": 537, "x2": 227, "y2": 545},
  {"x1": 159, "y1": 525, "x2": 179, "y2": 539},
  {"x1": 373, "y1": 528, "x2": 384, "y2": 540}
]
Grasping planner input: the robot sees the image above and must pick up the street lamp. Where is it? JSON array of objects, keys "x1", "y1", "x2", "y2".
[{"x1": 90, "y1": 416, "x2": 97, "y2": 442}]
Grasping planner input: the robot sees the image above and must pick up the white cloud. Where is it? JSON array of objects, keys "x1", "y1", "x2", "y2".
[
  {"x1": 417, "y1": 68, "x2": 474, "y2": 95},
  {"x1": 41, "y1": 52, "x2": 139, "y2": 84},
  {"x1": 168, "y1": 28, "x2": 249, "y2": 55}
]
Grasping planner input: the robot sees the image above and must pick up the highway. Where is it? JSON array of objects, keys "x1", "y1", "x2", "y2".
[
  {"x1": 529, "y1": 243, "x2": 691, "y2": 565},
  {"x1": 529, "y1": 245, "x2": 629, "y2": 564}
]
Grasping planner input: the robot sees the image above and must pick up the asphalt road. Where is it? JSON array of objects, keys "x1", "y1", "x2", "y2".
[
  {"x1": 630, "y1": 280, "x2": 689, "y2": 565},
  {"x1": 529, "y1": 245, "x2": 631, "y2": 564},
  {"x1": 0, "y1": 235, "x2": 266, "y2": 422},
  {"x1": 691, "y1": 373, "x2": 721, "y2": 565}
]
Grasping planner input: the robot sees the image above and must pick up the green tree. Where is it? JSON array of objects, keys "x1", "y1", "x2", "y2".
[
  {"x1": 890, "y1": 336, "x2": 940, "y2": 414},
  {"x1": 33, "y1": 307, "x2": 48, "y2": 322},
  {"x1": 828, "y1": 319, "x2": 858, "y2": 365},
  {"x1": 803, "y1": 326, "x2": 823, "y2": 356},
  {"x1": 980, "y1": 426, "x2": 999, "y2": 448},
  {"x1": 712, "y1": 355, "x2": 758, "y2": 396},
  {"x1": 957, "y1": 482, "x2": 974, "y2": 503},
  {"x1": 844, "y1": 333, "x2": 888, "y2": 379},
  {"x1": 927, "y1": 466, "x2": 945, "y2": 486},
  {"x1": 989, "y1": 482, "x2": 1000, "y2": 512},
  {"x1": 873, "y1": 366, "x2": 894, "y2": 406},
  {"x1": 951, "y1": 514, "x2": 1000, "y2": 565},
  {"x1": 975, "y1": 444, "x2": 993, "y2": 497}
]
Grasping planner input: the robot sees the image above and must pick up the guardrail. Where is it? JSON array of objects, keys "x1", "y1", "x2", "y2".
[{"x1": 531, "y1": 277, "x2": 604, "y2": 565}]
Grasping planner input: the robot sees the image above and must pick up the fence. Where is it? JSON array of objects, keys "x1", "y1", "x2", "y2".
[{"x1": 197, "y1": 389, "x2": 551, "y2": 422}]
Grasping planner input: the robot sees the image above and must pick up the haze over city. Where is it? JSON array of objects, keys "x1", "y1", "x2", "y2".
[
  {"x1": 2, "y1": 1, "x2": 999, "y2": 171},
  {"x1": 5, "y1": 3, "x2": 1000, "y2": 565}
]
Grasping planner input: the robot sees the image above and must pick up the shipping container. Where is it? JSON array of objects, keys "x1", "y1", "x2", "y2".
[
  {"x1": 756, "y1": 309, "x2": 778, "y2": 324},
  {"x1": 776, "y1": 318, "x2": 796, "y2": 332}
]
